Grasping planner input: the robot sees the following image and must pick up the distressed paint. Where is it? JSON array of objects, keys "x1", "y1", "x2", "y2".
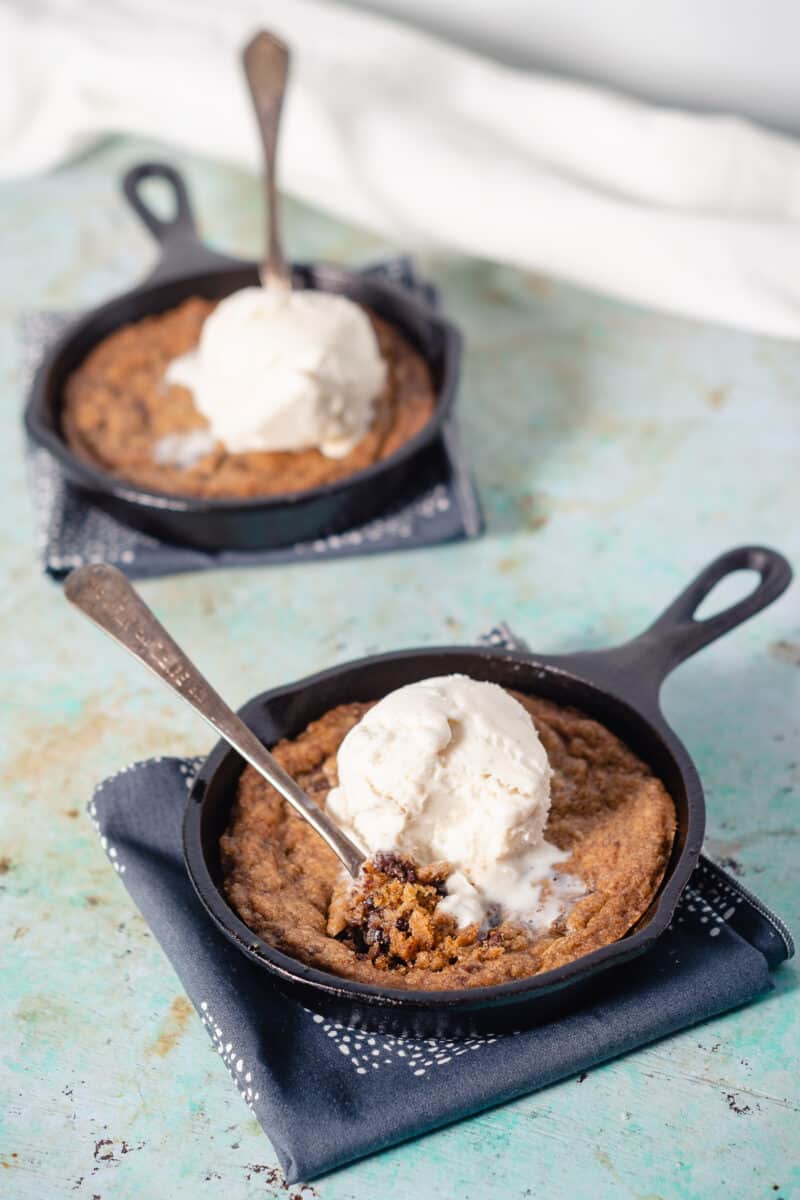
[{"x1": 0, "y1": 137, "x2": 798, "y2": 1200}]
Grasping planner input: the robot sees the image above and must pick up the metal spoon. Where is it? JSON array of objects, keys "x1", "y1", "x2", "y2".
[
  {"x1": 242, "y1": 30, "x2": 292, "y2": 291},
  {"x1": 64, "y1": 564, "x2": 365, "y2": 878}
]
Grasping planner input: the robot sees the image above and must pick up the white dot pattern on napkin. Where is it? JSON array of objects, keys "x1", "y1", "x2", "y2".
[
  {"x1": 198, "y1": 999, "x2": 260, "y2": 1112},
  {"x1": 299, "y1": 484, "x2": 452, "y2": 555},
  {"x1": 307, "y1": 1012, "x2": 503, "y2": 1076},
  {"x1": 669, "y1": 861, "x2": 745, "y2": 939}
]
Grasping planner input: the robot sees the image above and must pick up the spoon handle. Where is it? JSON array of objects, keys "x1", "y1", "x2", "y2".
[
  {"x1": 242, "y1": 31, "x2": 292, "y2": 291},
  {"x1": 65, "y1": 564, "x2": 364, "y2": 878}
]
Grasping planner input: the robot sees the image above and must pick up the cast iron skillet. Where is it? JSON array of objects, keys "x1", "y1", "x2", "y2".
[
  {"x1": 24, "y1": 163, "x2": 461, "y2": 551},
  {"x1": 183, "y1": 545, "x2": 791, "y2": 1036}
]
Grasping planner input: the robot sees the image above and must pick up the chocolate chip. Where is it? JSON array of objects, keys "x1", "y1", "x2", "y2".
[
  {"x1": 371, "y1": 852, "x2": 417, "y2": 883},
  {"x1": 395, "y1": 916, "x2": 409, "y2": 932},
  {"x1": 342, "y1": 925, "x2": 369, "y2": 955}
]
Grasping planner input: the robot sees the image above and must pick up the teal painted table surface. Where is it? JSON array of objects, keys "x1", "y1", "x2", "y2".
[{"x1": 2, "y1": 138, "x2": 799, "y2": 1200}]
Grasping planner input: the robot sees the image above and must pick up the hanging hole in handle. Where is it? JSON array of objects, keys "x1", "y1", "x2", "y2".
[
  {"x1": 122, "y1": 162, "x2": 196, "y2": 245},
  {"x1": 692, "y1": 569, "x2": 763, "y2": 622},
  {"x1": 137, "y1": 175, "x2": 180, "y2": 225}
]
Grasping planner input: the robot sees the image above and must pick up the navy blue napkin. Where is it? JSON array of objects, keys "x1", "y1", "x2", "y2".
[
  {"x1": 88, "y1": 626, "x2": 793, "y2": 1184},
  {"x1": 21, "y1": 258, "x2": 482, "y2": 580}
]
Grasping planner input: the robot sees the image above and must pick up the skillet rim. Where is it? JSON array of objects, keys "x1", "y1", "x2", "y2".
[
  {"x1": 23, "y1": 260, "x2": 462, "y2": 516},
  {"x1": 182, "y1": 643, "x2": 704, "y2": 1014}
]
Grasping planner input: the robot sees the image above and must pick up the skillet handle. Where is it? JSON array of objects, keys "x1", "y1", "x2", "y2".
[
  {"x1": 121, "y1": 162, "x2": 248, "y2": 283},
  {"x1": 639, "y1": 545, "x2": 792, "y2": 667},
  {"x1": 572, "y1": 546, "x2": 792, "y2": 709}
]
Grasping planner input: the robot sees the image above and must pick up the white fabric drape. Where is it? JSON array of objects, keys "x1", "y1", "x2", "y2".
[{"x1": 4, "y1": 0, "x2": 800, "y2": 338}]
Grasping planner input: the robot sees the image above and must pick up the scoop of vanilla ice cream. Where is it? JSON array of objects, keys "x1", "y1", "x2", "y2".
[
  {"x1": 165, "y1": 287, "x2": 386, "y2": 457},
  {"x1": 326, "y1": 675, "x2": 575, "y2": 928}
]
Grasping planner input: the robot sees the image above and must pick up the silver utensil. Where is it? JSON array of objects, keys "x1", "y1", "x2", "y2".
[
  {"x1": 65, "y1": 563, "x2": 365, "y2": 878},
  {"x1": 242, "y1": 30, "x2": 292, "y2": 291}
]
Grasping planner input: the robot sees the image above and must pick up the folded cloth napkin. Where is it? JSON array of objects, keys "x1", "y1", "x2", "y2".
[
  {"x1": 5, "y1": 0, "x2": 800, "y2": 338},
  {"x1": 21, "y1": 258, "x2": 482, "y2": 580},
  {"x1": 89, "y1": 625, "x2": 793, "y2": 1184}
]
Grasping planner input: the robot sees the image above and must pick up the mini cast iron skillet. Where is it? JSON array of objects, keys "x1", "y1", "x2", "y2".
[
  {"x1": 183, "y1": 545, "x2": 792, "y2": 1036},
  {"x1": 24, "y1": 163, "x2": 461, "y2": 551}
]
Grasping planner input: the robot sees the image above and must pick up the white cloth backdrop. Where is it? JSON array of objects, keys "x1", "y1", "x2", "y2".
[{"x1": 4, "y1": 0, "x2": 800, "y2": 338}]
